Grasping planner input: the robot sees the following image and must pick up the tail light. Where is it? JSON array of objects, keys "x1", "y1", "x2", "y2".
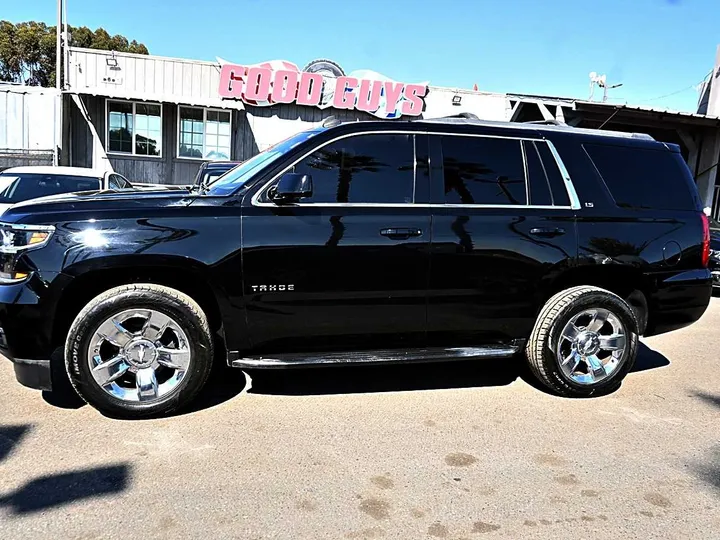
[{"x1": 701, "y1": 213, "x2": 710, "y2": 268}]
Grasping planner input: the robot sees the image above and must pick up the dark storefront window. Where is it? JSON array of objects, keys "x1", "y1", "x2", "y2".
[
  {"x1": 178, "y1": 107, "x2": 232, "y2": 160},
  {"x1": 107, "y1": 100, "x2": 162, "y2": 157}
]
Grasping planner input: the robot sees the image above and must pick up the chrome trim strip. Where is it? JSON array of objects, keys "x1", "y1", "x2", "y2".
[
  {"x1": 252, "y1": 202, "x2": 575, "y2": 209},
  {"x1": 544, "y1": 140, "x2": 581, "y2": 211},
  {"x1": 520, "y1": 140, "x2": 530, "y2": 205},
  {"x1": 0, "y1": 222, "x2": 56, "y2": 231}
]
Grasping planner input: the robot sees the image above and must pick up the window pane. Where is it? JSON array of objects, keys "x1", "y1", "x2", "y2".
[
  {"x1": 218, "y1": 111, "x2": 231, "y2": 123},
  {"x1": 524, "y1": 141, "x2": 552, "y2": 206},
  {"x1": 535, "y1": 143, "x2": 569, "y2": 206},
  {"x1": 293, "y1": 134, "x2": 415, "y2": 203},
  {"x1": 180, "y1": 107, "x2": 203, "y2": 121},
  {"x1": 179, "y1": 144, "x2": 203, "y2": 158},
  {"x1": 134, "y1": 103, "x2": 162, "y2": 156},
  {"x1": 218, "y1": 122, "x2": 231, "y2": 136},
  {"x1": 107, "y1": 101, "x2": 133, "y2": 154},
  {"x1": 206, "y1": 122, "x2": 218, "y2": 135},
  {"x1": 207, "y1": 110, "x2": 219, "y2": 122},
  {"x1": 440, "y1": 136, "x2": 526, "y2": 205},
  {"x1": 192, "y1": 133, "x2": 203, "y2": 146},
  {"x1": 584, "y1": 144, "x2": 696, "y2": 210}
]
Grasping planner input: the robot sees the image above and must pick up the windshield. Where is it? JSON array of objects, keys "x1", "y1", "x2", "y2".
[
  {"x1": 0, "y1": 173, "x2": 102, "y2": 203},
  {"x1": 206, "y1": 128, "x2": 324, "y2": 196}
]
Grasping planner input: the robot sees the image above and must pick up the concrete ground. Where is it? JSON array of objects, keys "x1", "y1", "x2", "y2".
[{"x1": 1, "y1": 302, "x2": 719, "y2": 540}]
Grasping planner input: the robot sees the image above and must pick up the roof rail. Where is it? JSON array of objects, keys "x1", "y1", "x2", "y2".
[
  {"x1": 523, "y1": 119, "x2": 567, "y2": 126},
  {"x1": 441, "y1": 112, "x2": 480, "y2": 120}
]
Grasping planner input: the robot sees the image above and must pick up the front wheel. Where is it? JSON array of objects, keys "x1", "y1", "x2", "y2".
[
  {"x1": 65, "y1": 284, "x2": 214, "y2": 418},
  {"x1": 526, "y1": 286, "x2": 639, "y2": 397}
]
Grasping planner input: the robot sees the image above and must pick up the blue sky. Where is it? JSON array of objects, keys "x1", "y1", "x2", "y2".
[{"x1": 6, "y1": 0, "x2": 719, "y2": 112}]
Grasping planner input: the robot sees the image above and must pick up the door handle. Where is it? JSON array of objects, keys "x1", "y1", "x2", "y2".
[
  {"x1": 529, "y1": 227, "x2": 566, "y2": 238},
  {"x1": 380, "y1": 228, "x2": 423, "y2": 240}
]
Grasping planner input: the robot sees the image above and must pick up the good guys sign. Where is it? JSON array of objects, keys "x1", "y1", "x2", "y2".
[{"x1": 218, "y1": 60, "x2": 428, "y2": 119}]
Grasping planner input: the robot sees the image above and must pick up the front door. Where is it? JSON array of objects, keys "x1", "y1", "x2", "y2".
[
  {"x1": 427, "y1": 131, "x2": 578, "y2": 346},
  {"x1": 241, "y1": 131, "x2": 431, "y2": 354}
]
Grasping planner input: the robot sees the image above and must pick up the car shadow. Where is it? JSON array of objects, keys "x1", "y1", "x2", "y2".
[
  {"x1": 242, "y1": 341, "x2": 670, "y2": 398},
  {"x1": 245, "y1": 355, "x2": 522, "y2": 397},
  {"x1": 41, "y1": 341, "x2": 673, "y2": 414}
]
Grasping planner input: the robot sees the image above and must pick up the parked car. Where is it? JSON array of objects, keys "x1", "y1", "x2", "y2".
[
  {"x1": 708, "y1": 216, "x2": 720, "y2": 289},
  {"x1": 0, "y1": 117, "x2": 711, "y2": 418},
  {"x1": 0, "y1": 166, "x2": 132, "y2": 215},
  {"x1": 193, "y1": 160, "x2": 242, "y2": 187}
]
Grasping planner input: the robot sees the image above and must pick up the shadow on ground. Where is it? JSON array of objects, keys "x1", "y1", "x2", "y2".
[
  {"x1": 0, "y1": 424, "x2": 130, "y2": 515},
  {"x1": 691, "y1": 392, "x2": 720, "y2": 494},
  {"x1": 40, "y1": 341, "x2": 672, "y2": 413},
  {"x1": 243, "y1": 342, "x2": 669, "y2": 397}
]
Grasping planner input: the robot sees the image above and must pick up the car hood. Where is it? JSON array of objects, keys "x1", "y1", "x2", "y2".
[{"x1": 1, "y1": 187, "x2": 198, "y2": 220}]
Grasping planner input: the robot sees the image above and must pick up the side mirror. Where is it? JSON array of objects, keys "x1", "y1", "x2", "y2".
[{"x1": 271, "y1": 173, "x2": 313, "y2": 203}]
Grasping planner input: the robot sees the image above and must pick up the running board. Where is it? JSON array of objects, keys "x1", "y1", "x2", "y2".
[{"x1": 230, "y1": 343, "x2": 522, "y2": 369}]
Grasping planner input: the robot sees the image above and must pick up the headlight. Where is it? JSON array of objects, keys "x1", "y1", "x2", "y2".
[
  {"x1": 0, "y1": 223, "x2": 55, "y2": 284},
  {"x1": 0, "y1": 223, "x2": 55, "y2": 254}
]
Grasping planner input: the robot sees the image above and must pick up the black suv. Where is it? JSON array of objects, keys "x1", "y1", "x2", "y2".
[{"x1": 0, "y1": 117, "x2": 712, "y2": 418}]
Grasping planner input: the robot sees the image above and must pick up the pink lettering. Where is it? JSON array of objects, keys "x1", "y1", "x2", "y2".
[
  {"x1": 355, "y1": 79, "x2": 383, "y2": 113},
  {"x1": 297, "y1": 72, "x2": 323, "y2": 106},
  {"x1": 244, "y1": 67, "x2": 272, "y2": 101},
  {"x1": 383, "y1": 82, "x2": 405, "y2": 115},
  {"x1": 271, "y1": 70, "x2": 299, "y2": 104},
  {"x1": 218, "y1": 64, "x2": 246, "y2": 99},
  {"x1": 401, "y1": 84, "x2": 427, "y2": 116},
  {"x1": 333, "y1": 77, "x2": 359, "y2": 109}
]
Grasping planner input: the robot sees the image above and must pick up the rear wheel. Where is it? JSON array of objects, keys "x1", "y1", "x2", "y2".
[
  {"x1": 65, "y1": 284, "x2": 214, "y2": 418},
  {"x1": 526, "y1": 286, "x2": 639, "y2": 397}
]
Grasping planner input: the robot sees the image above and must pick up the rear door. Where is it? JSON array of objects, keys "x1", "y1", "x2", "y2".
[
  {"x1": 427, "y1": 130, "x2": 579, "y2": 346},
  {"x1": 241, "y1": 131, "x2": 432, "y2": 354}
]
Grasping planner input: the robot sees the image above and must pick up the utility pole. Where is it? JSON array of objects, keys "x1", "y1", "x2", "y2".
[{"x1": 54, "y1": 0, "x2": 63, "y2": 166}]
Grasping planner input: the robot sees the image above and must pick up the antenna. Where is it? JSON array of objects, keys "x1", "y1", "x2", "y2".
[{"x1": 589, "y1": 72, "x2": 623, "y2": 102}]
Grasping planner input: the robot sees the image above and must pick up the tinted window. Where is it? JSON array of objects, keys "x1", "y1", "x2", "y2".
[
  {"x1": 293, "y1": 134, "x2": 415, "y2": 203},
  {"x1": 536, "y1": 142, "x2": 570, "y2": 206},
  {"x1": 0, "y1": 173, "x2": 101, "y2": 203},
  {"x1": 524, "y1": 141, "x2": 571, "y2": 206},
  {"x1": 584, "y1": 143, "x2": 697, "y2": 210},
  {"x1": 108, "y1": 174, "x2": 130, "y2": 189},
  {"x1": 440, "y1": 136, "x2": 526, "y2": 205},
  {"x1": 524, "y1": 141, "x2": 552, "y2": 206}
]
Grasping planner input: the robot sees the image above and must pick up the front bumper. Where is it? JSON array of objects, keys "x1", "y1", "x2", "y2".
[
  {"x1": 0, "y1": 273, "x2": 63, "y2": 391},
  {"x1": 8, "y1": 357, "x2": 52, "y2": 391}
]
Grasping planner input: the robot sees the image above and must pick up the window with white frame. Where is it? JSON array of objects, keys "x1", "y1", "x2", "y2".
[
  {"x1": 107, "y1": 100, "x2": 162, "y2": 157},
  {"x1": 178, "y1": 107, "x2": 232, "y2": 159}
]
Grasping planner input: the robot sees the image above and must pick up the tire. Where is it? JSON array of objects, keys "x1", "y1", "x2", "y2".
[
  {"x1": 65, "y1": 284, "x2": 214, "y2": 419},
  {"x1": 525, "y1": 286, "x2": 639, "y2": 397}
]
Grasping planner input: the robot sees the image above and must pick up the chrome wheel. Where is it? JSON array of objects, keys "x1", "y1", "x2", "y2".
[
  {"x1": 557, "y1": 308, "x2": 627, "y2": 385},
  {"x1": 87, "y1": 309, "x2": 192, "y2": 402}
]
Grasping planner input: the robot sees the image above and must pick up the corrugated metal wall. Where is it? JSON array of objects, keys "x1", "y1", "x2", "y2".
[{"x1": 0, "y1": 85, "x2": 58, "y2": 169}]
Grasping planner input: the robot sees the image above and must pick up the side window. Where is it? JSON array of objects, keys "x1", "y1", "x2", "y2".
[
  {"x1": 584, "y1": 143, "x2": 696, "y2": 210},
  {"x1": 524, "y1": 141, "x2": 552, "y2": 206},
  {"x1": 440, "y1": 136, "x2": 527, "y2": 205},
  {"x1": 524, "y1": 141, "x2": 571, "y2": 206},
  {"x1": 292, "y1": 134, "x2": 415, "y2": 203},
  {"x1": 108, "y1": 174, "x2": 124, "y2": 189},
  {"x1": 536, "y1": 142, "x2": 570, "y2": 206}
]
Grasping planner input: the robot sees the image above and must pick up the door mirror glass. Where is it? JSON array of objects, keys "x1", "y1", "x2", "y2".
[{"x1": 272, "y1": 173, "x2": 313, "y2": 203}]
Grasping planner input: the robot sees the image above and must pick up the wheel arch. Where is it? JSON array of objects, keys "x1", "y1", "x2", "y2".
[
  {"x1": 52, "y1": 256, "x2": 226, "y2": 350},
  {"x1": 541, "y1": 265, "x2": 650, "y2": 334}
]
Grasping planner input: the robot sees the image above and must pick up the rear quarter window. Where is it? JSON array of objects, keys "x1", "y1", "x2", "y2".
[{"x1": 583, "y1": 143, "x2": 699, "y2": 211}]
